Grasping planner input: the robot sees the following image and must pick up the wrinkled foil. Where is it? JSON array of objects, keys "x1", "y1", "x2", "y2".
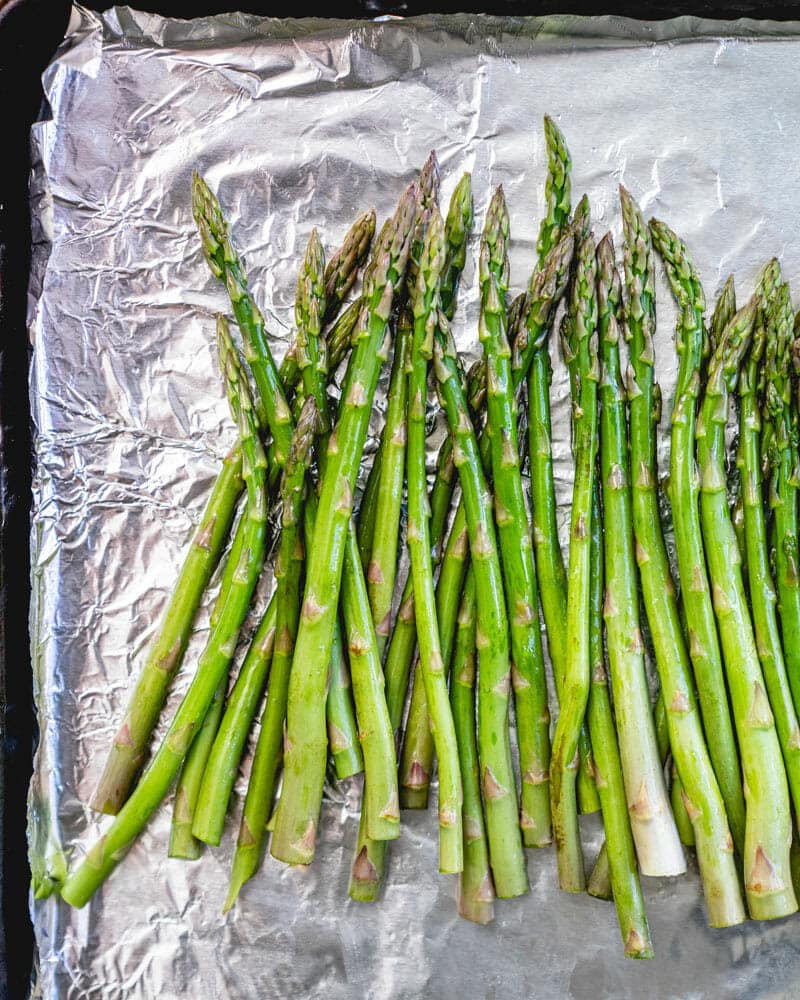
[{"x1": 28, "y1": 5, "x2": 800, "y2": 998}]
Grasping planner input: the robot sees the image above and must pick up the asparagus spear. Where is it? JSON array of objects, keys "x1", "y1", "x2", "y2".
[
  {"x1": 168, "y1": 677, "x2": 228, "y2": 860},
  {"x1": 366, "y1": 310, "x2": 410, "y2": 654},
  {"x1": 620, "y1": 188, "x2": 743, "y2": 928},
  {"x1": 536, "y1": 115, "x2": 572, "y2": 262},
  {"x1": 738, "y1": 278, "x2": 800, "y2": 818},
  {"x1": 341, "y1": 524, "x2": 400, "y2": 845},
  {"x1": 480, "y1": 187, "x2": 551, "y2": 847},
  {"x1": 90, "y1": 447, "x2": 244, "y2": 814},
  {"x1": 709, "y1": 273, "x2": 737, "y2": 359},
  {"x1": 296, "y1": 229, "x2": 401, "y2": 852},
  {"x1": 732, "y1": 491, "x2": 748, "y2": 590},
  {"x1": 326, "y1": 298, "x2": 363, "y2": 375},
  {"x1": 356, "y1": 434, "x2": 384, "y2": 567},
  {"x1": 649, "y1": 216, "x2": 745, "y2": 857},
  {"x1": 696, "y1": 292, "x2": 797, "y2": 921},
  {"x1": 271, "y1": 184, "x2": 415, "y2": 865},
  {"x1": 297, "y1": 234, "x2": 368, "y2": 784},
  {"x1": 451, "y1": 574, "x2": 495, "y2": 924},
  {"x1": 439, "y1": 172, "x2": 473, "y2": 319},
  {"x1": 171, "y1": 597, "x2": 277, "y2": 856},
  {"x1": 523, "y1": 123, "x2": 598, "y2": 815},
  {"x1": 586, "y1": 479, "x2": 652, "y2": 959},
  {"x1": 349, "y1": 160, "x2": 444, "y2": 894},
  {"x1": 382, "y1": 434, "x2": 458, "y2": 746},
  {"x1": 550, "y1": 226, "x2": 599, "y2": 893},
  {"x1": 193, "y1": 173, "x2": 293, "y2": 469},
  {"x1": 596, "y1": 233, "x2": 681, "y2": 875},
  {"x1": 402, "y1": 230, "x2": 571, "y2": 838},
  {"x1": 349, "y1": 440, "x2": 461, "y2": 901},
  {"x1": 434, "y1": 320, "x2": 528, "y2": 899},
  {"x1": 404, "y1": 205, "x2": 462, "y2": 871},
  {"x1": 388, "y1": 174, "x2": 475, "y2": 809},
  {"x1": 764, "y1": 274, "x2": 800, "y2": 721},
  {"x1": 280, "y1": 210, "x2": 376, "y2": 394},
  {"x1": 354, "y1": 158, "x2": 437, "y2": 567},
  {"x1": 323, "y1": 209, "x2": 377, "y2": 320},
  {"x1": 326, "y1": 623, "x2": 364, "y2": 780},
  {"x1": 224, "y1": 397, "x2": 318, "y2": 909},
  {"x1": 62, "y1": 316, "x2": 269, "y2": 907}
]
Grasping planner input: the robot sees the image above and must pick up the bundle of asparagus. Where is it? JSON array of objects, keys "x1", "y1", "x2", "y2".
[{"x1": 57, "y1": 117, "x2": 800, "y2": 960}]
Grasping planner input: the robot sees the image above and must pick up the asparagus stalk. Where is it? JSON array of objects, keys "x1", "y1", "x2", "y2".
[
  {"x1": 356, "y1": 434, "x2": 384, "y2": 567},
  {"x1": 550, "y1": 226, "x2": 599, "y2": 893},
  {"x1": 173, "y1": 598, "x2": 277, "y2": 853},
  {"x1": 709, "y1": 273, "x2": 737, "y2": 359},
  {"x1": 326, "y1": 623, "x2": 364, "y2": 780},
  {"x1": 366, "y1": 310, "x2": 410, "y2": 654},
  {"x1": 296, "y1": 229, "x2": 400, "y2": 851},
  {"x1": 523, "y1": 124, "x2": 598, "y2": 815},
  {"x1": 280, "y1": 210, "x2": 376, "y2": 394},
  {"x1": 349, "y1": 161, "x2": 445, "y2": 895},
  {"x1": 451, "y1": 574, "x2": 495, "y2": 924},
  {"x1": 297, "y1": 233, "x2": 372, "y2": 786},
  {"x1": 271, "y1": 184, "x2": 415, "y2": 865},
  {"x1": 596, "y1": 233, "x2": 681, "y2": 875},
  {"x1": 764, "y1": 274, "x2": 800, "y2": 721},
  {"x1": 404, "y1": 205, "x2": 462, "y2": 871},
  {"x1": 323, "y1": 209, "x2": 377, "y2": 321},
  {"x1": 341, "y1": 523, "x2": 400, "y2": 845},
  {"x1": 387, "y1": 174, "x2": 475, "y2": 808},
  {"x1": 480, "y1": 187, "x2": 551, "y2": 847},
  {"x1": 90, "y1": 447, "x2": 244, "y2": 814},
  {"x1": 191, "y1": 229, "x2": 338, "y2": 846},
  {"x1": 168, "y1": 677, "x2": 228, "y2": 860},
  {"x1": 587, "y1": 479, "x2": 653, "y2": 959},
  {"x1": 696, "y1": 292, "x2": 797, "y2": 921},
  {"x1": 382, "y1": 435, "x2": 458, "y2": 744},
  {"x1": 732, "y1": 491, "x2": 748, "y2": 589},
  {"x1": 62, "y1": 316, "x2": 269, "y2": 907},
  {"x1": 738, "y1": 279, "x2": 800, "y2": 818},
  {"x1": 649, "y1": 216, "x2": 746, "y2": 857},
  {"x1": 349, "y1": 440, "x2": 460, "y2": 900},
  {"x1": 620, "y1": 188, "x2": 743, "y2": 928},
  {"x1": 434, "y1": 320, "x2": 528, "y2": 899},
  {"x1": 193, "y1": 173, "x2": 293, "y2": 469},
  {"x1": 224, "y1": 397, "x2": 318, "y2": 909},
  {"x1": 439, "y1": 172, "x2": 473, "y2": 319},
  {"x1": 399, "y1": 503, "x2": 470, "y2": 809}
]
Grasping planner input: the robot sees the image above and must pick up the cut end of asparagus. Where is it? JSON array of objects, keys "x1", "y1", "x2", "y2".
[
  {"x1": 348, "y1": 846, "x2": 382, "y2": 903},
  {"x1": 623, "y1": 927, "x2": 654, "y2": 961},
  {"x1": 457, "y1": 890, "x2": 495, "y2": 926}
]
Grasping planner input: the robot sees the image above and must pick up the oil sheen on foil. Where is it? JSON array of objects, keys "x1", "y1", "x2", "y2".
[{"x1": 28, "y1": 6, "x2": 800, "y2": 998}]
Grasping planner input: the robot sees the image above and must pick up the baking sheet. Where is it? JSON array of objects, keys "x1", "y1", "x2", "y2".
[{"x1": 28, "y1": 5, "x2": 800, "y2": 997}]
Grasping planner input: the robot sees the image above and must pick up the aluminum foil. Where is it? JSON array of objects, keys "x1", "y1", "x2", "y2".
[{"x1": 28, "y1": 6, "x2": 800, "y2": 997}]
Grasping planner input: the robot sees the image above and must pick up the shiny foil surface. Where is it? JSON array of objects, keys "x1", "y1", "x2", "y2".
[{"x1": 28, "y1": 6, "x2": 800, "y2": 997}]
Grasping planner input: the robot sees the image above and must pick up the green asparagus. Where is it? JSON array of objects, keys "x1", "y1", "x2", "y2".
[
  {"x1": 62, "y1": 316, "x2": 269, "y2": 907},
  {"x1": 620, "y1": 188, "x2": 743, "y2": 927},
  {"x1": 596, "y1": 232, "x2": 681, "y2": 875},
  {"x1": 695, "y1": 290, "x2": 797, "y2": 921},
  {"x1": 650, "y1": 215, "x2": 746, "y2": 857}
]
